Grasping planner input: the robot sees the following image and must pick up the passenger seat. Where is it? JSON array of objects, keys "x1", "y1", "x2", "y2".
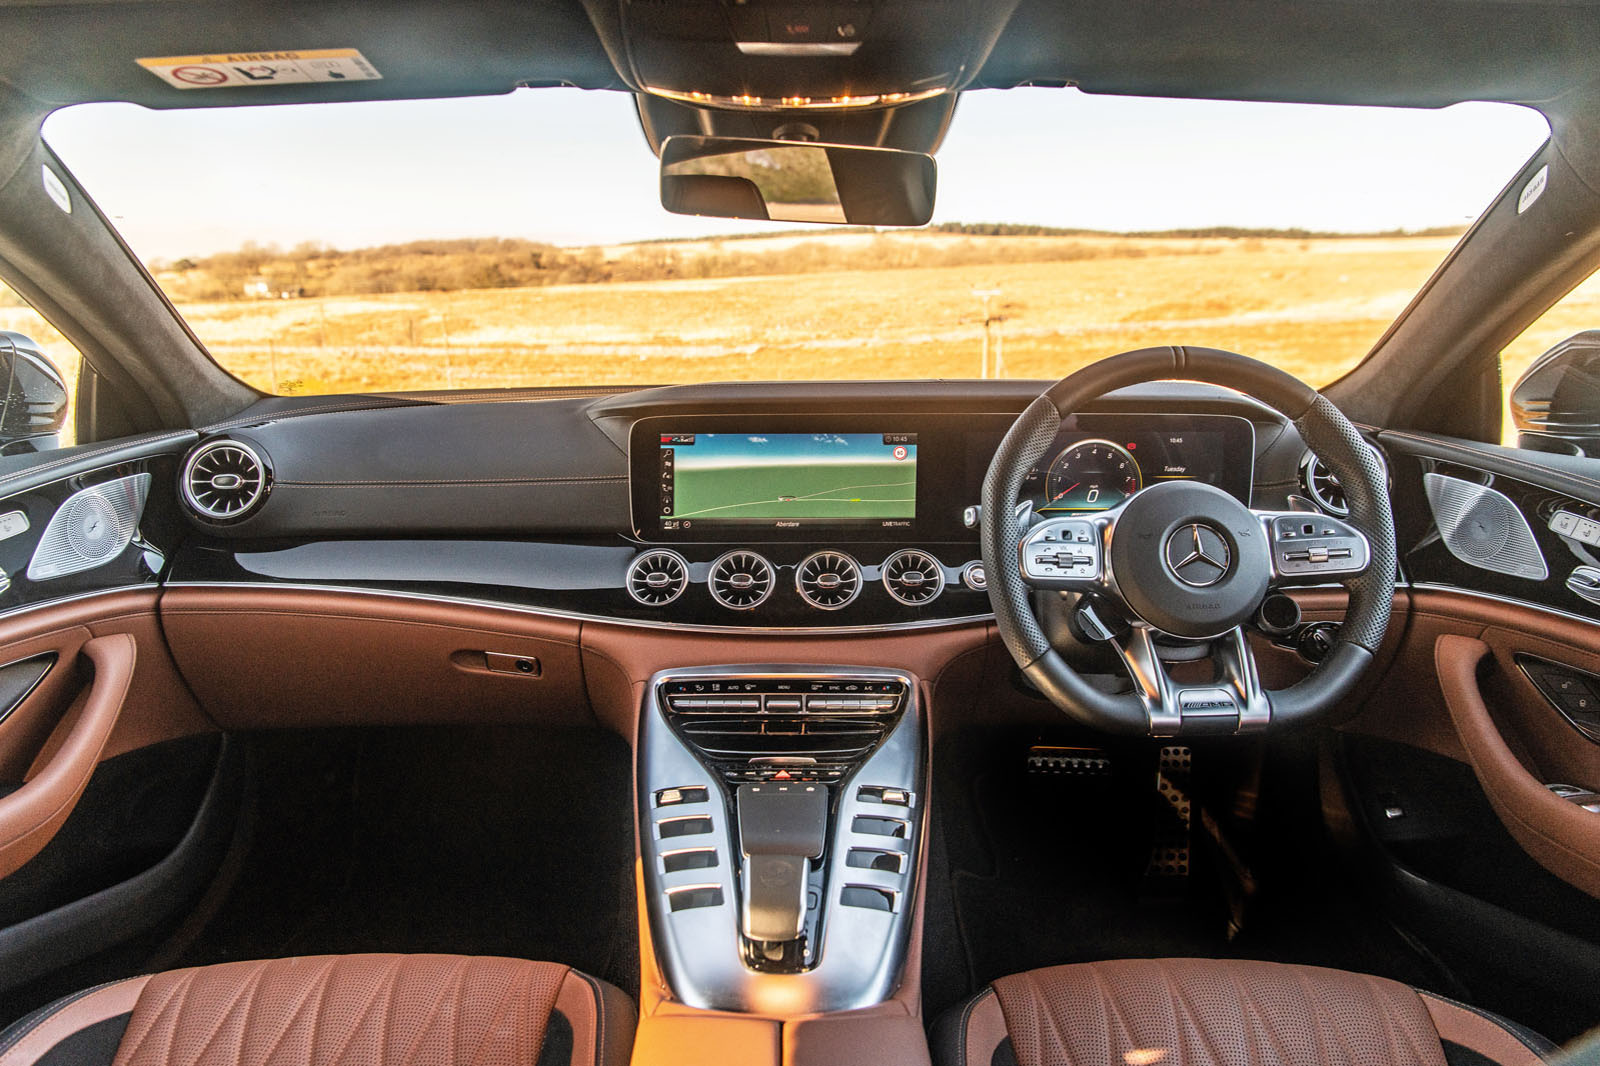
[{"x1": 0, "y1": 954, "x2": 633, "y2": 1066}]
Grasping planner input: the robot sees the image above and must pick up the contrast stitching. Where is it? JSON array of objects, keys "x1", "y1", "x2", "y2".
[
  {"x1": 0, "y1": 431, "x2": 194, "y2": 491},
  {"x1": 1384, "y1": 428, "x2": 1600, "y2": 497},
  {"x1": 0, "y1": 977, "x2": 142, "y2": 1059},
  {"x1": 157, "y1": 607, "x2": 581, "y2": 646},
  {"x1": 953, "y1": 986, "x2": 989, "y2": 1066},
  {"x1": 203, "y1": 399, "x2": 432, "y2": 432},
  {"x1": 1419, "y1": 992, "x2": 1552, "y2": 1058},
  {"x1": 576, "y1": 971, "x2": 603, "y2": 1066}
]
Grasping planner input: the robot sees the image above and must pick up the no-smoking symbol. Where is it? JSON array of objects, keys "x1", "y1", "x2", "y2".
[{"x1": 172, "y1": 66, "x2": 228, "y2": 86}]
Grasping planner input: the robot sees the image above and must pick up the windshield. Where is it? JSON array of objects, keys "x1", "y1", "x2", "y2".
[{"x1": 42, "y1": 88, "x2": 1550, "y2": 397}]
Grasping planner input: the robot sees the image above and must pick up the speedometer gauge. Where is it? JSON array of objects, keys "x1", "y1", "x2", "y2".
[{"x1": 1043, "y1": 439, "x2": 1143, "y2": 511}]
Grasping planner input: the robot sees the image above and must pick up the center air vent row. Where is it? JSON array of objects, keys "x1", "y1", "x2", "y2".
[{"x1": 626, "y1": 548, "x2": 966, "y2": 610}]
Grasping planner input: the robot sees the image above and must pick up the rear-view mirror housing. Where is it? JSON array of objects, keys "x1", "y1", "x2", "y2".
[{"x1": 660, "y1": 136, "x2": 936, "y2": 227}]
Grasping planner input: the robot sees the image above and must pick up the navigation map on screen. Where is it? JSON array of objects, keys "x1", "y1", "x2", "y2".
[{"x1": 658, "y1": 432, "x2": 917, "y2": 529}]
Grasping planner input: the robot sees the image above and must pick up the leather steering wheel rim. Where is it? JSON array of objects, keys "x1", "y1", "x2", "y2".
[{"x1": 979, "y1": 345, "x2": 1396, "y2": 735}]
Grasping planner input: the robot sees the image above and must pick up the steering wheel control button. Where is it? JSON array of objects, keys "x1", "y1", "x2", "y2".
[
  {"x1": 1164, "y1": 523, "x2": 1232, "y2": 587},
  {"x1": 1020, "y1": 518, "x2": 1102, "y2": 585},
  {"x1": 1267, "y1": 514, "x2": 1370, "y2": 579}
]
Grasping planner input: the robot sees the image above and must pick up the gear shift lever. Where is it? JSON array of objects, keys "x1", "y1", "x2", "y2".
[{"x1": 736, "y1": 782, "x2": 828, "y2": 943}]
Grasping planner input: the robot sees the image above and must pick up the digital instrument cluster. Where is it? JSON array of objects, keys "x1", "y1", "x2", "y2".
[{"x1": 1018, "y1": 414, "x2": 1255, "y2": 514}]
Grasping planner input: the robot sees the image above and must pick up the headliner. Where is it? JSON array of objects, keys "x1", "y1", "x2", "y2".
[{"x1": 1, "y1": 0, "x2": 1597, "y2": 119}]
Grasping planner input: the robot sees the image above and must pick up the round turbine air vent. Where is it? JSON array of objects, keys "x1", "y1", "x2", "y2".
[
  {"x1": 182, "y1": 439, "x2": 269, "y2": 522},
  {"x1": 882, "y1": 548, "x2": 945, "y2": 606},
  {"x1": 708, "y1": 550, "x2": 775, "y2": 610},
  {"x1": 626, "y1": 549, "x2": 689, "y2": 605},
  {"x1": 795, "y1": 550, "x2": 862, "y2": 610},
  {"x1": 1299, "y1": 451, "x2": 1348, "y2": 516}
]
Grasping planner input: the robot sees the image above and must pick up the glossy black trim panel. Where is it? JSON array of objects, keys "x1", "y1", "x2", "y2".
[
  {"x1": 1391, "y1": 439, "x2": 1600, "y2": 619},
  {"x1": 170, "y1": 537, "x2": 996, "y2": 630},
  {"x1": 0, "y1": 458, "x2": 179, "y2": 615},
  {"x1": 0, "y1": 432, "x2": 195, "y2": 501}
]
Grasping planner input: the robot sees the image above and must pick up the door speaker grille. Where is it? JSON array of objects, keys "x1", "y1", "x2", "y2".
[{"x1": 28, "y1": 473, "x2": 151, "y2": 581}]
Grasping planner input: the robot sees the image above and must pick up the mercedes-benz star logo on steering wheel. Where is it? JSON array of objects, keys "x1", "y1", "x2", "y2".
[{"x1": 1164, "y1": 522, "x2": 1233, "y2": 587}]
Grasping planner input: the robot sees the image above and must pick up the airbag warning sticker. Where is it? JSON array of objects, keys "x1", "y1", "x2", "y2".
[{"x1": 137, "y1": 49, "x2": 382, "y2": 90}]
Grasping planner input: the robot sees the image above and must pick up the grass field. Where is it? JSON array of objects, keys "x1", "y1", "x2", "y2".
[
  {"x1": 3, "y1": 231, "x2": 1600, "y2": 450},
  {"x1": 671, "y1": 460, "x2": 917, "y2": 520},
  {"x1": 171, "y1": 233, "x2": 1461, "y2": 396}
]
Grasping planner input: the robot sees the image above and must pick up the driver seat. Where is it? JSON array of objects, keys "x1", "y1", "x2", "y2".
[{"x1": 932, "y1": 958, "x2": 1555, "y2": 1066}]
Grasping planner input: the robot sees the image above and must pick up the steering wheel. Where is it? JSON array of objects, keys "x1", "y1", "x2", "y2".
[{"x1": 980, "y1": 346, "x2": 1395, "y2": 736}]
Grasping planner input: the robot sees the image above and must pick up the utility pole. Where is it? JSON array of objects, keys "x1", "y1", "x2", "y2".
[{"x1": 972, "y1": 288, "x2": 1002, "y2": 378}]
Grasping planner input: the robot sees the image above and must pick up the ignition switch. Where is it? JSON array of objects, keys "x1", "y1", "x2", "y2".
[{"x1": 1296, "y1": 622, "x2": 1340, "y2": 664}]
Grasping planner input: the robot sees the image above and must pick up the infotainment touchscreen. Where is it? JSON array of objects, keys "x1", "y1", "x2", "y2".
[{"x1": 654, "y1": 432, "x2": 917, "y2": 534}]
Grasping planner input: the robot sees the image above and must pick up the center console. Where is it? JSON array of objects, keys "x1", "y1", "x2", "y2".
[{"x1": 637, "y1": 665, "x2": 924, "y2": 1014}]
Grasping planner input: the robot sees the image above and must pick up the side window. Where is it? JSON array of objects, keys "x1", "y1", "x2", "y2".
[
  {"x1": 1502, "y1": 269, "x2": 1600, "y2": 451},
  {"x1": 0, "y1": 278, "x2": 81, "y2": 450}
]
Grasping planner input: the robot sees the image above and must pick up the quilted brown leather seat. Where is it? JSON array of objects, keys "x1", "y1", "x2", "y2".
[
  {"x1": 934, "y1": 958, "x2": 1555, "y2": 1066},
  {"x1": 0, "y1": 954, "x2": 634, "y2": 1066}
]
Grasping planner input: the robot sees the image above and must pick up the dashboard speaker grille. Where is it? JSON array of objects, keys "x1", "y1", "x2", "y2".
[
  {"x1": 708, "y1": 550, "x2": 775, "y2": 610},
  {"x1": 796, "y1": 550, "x2": 862, "y2": 610},
  {"x1": 626, "y1": 549, "x2": 689, "y2": 605},
  {"x1": 1423, "y1": 472, "x2": 1548, "y2": 581},
  {"x1": 882, "y1": 548, "x2": 945, "y2": 605},
  {"x1": 182, "y1": 439, "x2": 269, "y2": 522}
]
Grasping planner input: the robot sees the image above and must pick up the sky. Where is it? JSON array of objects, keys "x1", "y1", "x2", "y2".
[{"x1": 40, "y1": 86, "x2": 1554, "y2": 262}]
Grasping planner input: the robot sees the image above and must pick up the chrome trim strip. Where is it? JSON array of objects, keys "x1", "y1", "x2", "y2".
[
  {"x1": 160, "y1": 580, "x2": 996, "y2": 634},
  {"x1": 1411, "y1": 582, "x2": 1600, "y2": 629},
  {"x1": 0, "y1": 584, "x2": 156, "y2": 627}
]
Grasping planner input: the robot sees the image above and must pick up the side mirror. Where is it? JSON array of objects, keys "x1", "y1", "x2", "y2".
[
  {"x1": 1511, "y1": 331, "x2": 1600, "y2": 456},
  {"x1": 660, "y1": 136, "x2": 936, "y2": 227},
  {"x1": 0, "y1": 332, "x2": 67, "y2": 455}
]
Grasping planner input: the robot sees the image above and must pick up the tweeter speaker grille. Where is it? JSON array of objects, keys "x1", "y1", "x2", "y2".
[
  {"x1": 1423, "y1": 472, "x2": 1548, "y2": 581},
  {"x1": 28, "y1": 473, "x2": 151, "y2": 581}
]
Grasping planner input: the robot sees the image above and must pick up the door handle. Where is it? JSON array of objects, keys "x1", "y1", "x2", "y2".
[
  {"x1": 1567, "y1": 566, "x2": 1600, "y2": 606},
  {"x1": 0, "y1": 634, "x2": 136, "y2": 879},
  {"x1": 1437, "y1": 633, "x2": 1600, "y2": 897}
]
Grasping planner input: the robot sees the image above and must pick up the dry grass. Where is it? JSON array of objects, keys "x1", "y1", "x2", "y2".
[
  {"x1": 8, "y1": 233, "x2": 1600, "y2": 453},
  {"x1": 182, "y1": 233, "x2": 1457, "y2": 396}
]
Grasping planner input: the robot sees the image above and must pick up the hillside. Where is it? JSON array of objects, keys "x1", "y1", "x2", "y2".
[{"x1": 148, "y1": 225, "x2": 1466, "y2": 303}]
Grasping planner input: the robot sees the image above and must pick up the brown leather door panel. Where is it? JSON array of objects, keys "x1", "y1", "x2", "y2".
[
  {"x1": 1436, "y1": 632, "x2": 1600, "y2": 897},
  {"x1": 0, "y1": 634, "x2": 136, "y2": 878}
]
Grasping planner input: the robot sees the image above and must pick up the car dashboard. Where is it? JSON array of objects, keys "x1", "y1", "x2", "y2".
[{"x1": 141, "y1": 380, "x2": 1295, "y2": 634}]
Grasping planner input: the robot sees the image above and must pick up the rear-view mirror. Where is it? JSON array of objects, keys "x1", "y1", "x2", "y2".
[{"x1": 660, "y1": 136, "x2": 936, "y2": 227}]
